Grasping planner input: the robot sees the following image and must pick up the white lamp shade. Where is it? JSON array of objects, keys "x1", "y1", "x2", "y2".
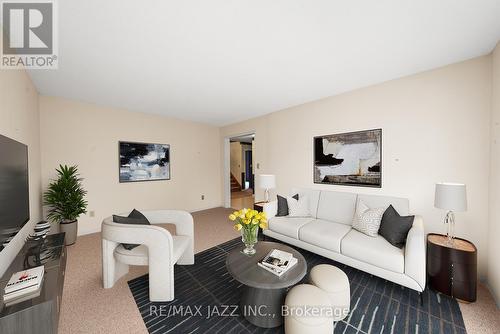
[
  {"x1": 259, "y1": 174, "x2": 276, "y2": 189},
  {"x1": 434, "y1": 183, "x2": 467, "y2": 212}
]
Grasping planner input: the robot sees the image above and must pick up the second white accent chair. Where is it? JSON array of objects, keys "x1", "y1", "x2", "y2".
[{"x1": 101, "y1": 210, "x2": 194, "y2": 302}]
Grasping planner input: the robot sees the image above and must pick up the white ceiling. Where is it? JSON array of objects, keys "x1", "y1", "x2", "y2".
[{"x1": 28, "y1": 0, "x2": 500, "y2": 126}]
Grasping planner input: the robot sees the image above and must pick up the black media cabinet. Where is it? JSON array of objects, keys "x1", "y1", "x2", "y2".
[{"x1": 0, "y1": 233, "x2": 66, "y2": 334}]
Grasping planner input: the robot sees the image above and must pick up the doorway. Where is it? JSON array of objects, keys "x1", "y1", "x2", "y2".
[{"x1": 227, "y1": 133, "x2": 255, "y2": 210}]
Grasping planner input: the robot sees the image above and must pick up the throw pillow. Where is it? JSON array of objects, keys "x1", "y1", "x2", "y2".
[
  {"x1": 287, "y1": 196, "x2": 310, "y2": 217},
  {"x1": 379, "y1": 205, "x2": 415, "y2": 248},
  {"x1": 112, "y1": 209, "x2": 151, "y2": 250},
  {"x1": 276, "y1": 194, "x2": 299, "y2": 216},
  {"x1": 352, "y1": 200, "x2": 386, "y2": 237}
]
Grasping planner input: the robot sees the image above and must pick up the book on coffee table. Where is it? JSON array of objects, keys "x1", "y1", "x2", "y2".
[
  {"x1": 260, "y1": 249, "x2": 293, "y2": 270},
  {"x1": 258, "y1": 257, "x2": 298, "y2": 277},
  {"x1": 258, "y1": 249, "x2": 297, "y2": 277}
]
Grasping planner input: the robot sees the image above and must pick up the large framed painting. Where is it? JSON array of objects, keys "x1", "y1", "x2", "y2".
[
  {"x1": 119, "y1": 141, "x2": 170, "y2": 182},
  {"x1": 314, "y1": 129, "x2": 382, "y2": 187}
]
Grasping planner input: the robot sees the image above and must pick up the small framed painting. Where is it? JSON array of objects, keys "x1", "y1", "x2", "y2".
[
  {"x1": 119, "y1": 141, "x2": 170, "y2": 182},
  {"x1": 314, "y1": 129, "x2": 382, "y2": 187}
]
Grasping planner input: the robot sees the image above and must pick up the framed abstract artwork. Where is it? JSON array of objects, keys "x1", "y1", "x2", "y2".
[
  {"x1": 314, "y1": 129, "x2": 382, "y2": 187},
  {"x1": 119, "y1": 141, "x2": 170, "y2": 182}
]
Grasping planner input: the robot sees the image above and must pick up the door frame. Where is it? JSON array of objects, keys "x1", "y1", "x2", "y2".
[{"x1": 223, "y1": 131, "x2": 255, "y2": 208}]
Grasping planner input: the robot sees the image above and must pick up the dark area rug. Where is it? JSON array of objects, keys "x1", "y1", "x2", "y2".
[{"x1": 128, "y1": 237, "x2": 466, "y2": 334}]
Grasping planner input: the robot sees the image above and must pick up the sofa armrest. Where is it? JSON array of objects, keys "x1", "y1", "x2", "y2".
[
  {"x1": 405, "y1": 215, "x2": 426, "y2": 291},
  {"x1": 263, "y1": 200, "x2": 278, "y2": 220}
]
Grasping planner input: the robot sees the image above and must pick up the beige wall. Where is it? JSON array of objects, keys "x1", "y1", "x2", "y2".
[
  {"x1": 39, "y1": 96, "x2": 222, "y2": 236},
  {"x1": 230, "y1": 142, "x2": 242, "y2": 180},
  {"x1": 0, "y1": 70, "x2": 41, "y2": 277},
  {"x1": 489, "y1": 43, "x2": 500, "y2": 305},
  {"x1": 221, "y1": 56, "x2": 492, "y2": 278}
]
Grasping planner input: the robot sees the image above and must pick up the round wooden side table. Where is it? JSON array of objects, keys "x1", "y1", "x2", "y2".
[{"x1": 427, "y1": 233, "x2": 477, "y2": 302}]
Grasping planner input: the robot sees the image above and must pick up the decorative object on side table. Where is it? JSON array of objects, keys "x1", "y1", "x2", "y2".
[
  {"x1": 229, "y1": 208, "x2": 267, "y2": 255},
  {"x1": 26, "y1": 221, "x2": 51, "y2": 242},
  {"x1": 258, "y1": 174, "x2": 276, "y2": 202},
  {"x1": 434, "y1": 182, "x2": 467, "y2": 245},
  {"x1": 43, "y1": 165, "x2": 88, "y2": 246},
  {"x1": 427, "y1": 233, "x2": 477, "y2": 302}
]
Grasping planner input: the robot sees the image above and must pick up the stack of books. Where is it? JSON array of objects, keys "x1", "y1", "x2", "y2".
[
  {"x1": 258, "y1": 249, "x2": 298, "y2": 277},
  {"x1": 3, "y1": 266, "x2": 44, "y2": 306}
]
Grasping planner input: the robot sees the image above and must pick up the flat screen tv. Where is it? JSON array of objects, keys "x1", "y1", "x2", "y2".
[{"x1": 0, "y1": 134, "x2": 29, "y2": 250}]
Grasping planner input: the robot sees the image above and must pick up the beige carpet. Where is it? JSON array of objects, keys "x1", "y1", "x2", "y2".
[{"x1": 58, "y1": 207, "x2": 499, "y2": 334}]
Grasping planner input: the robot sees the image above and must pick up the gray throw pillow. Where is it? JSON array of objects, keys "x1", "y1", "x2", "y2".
[
  {"x1": 276, "y1": 194, "x2": 298, "y2": 216},
  {"x1": 379, "y1": 205, "x2": 414, "y2": 248},
  {"x1": 112, "y1": 209, "x2": 150, "y2": 250}
]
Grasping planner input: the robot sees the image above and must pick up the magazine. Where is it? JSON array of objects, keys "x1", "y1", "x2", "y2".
[
  {"x1": 258, "y1": 257, "x2": 297, "y2": 277},
  {"x1": 260, "y1": 249, "x2": 293, "y2": 271}
]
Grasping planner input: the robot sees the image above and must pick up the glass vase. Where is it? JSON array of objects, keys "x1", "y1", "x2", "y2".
[{"x1": 241, "y1": 226, "x2": 259, "y2": 255}]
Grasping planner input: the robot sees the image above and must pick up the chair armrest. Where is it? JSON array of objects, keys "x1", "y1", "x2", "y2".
[
  {"x1": 141, "y1": 210, "x2": 194, "y2": 238},
  {"x1": 102, "y1": 218, "x2": 172, "y2": 245},
  {"x1": 263, "y1": 201, "x2": 278, "y2": 220},
  {"x1": 405, "y1": 215, "x2": 426, "y2": 291}
]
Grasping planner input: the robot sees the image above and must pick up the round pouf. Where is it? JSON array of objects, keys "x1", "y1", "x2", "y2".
[
  {"x1": 284, "y1": 284, "x2": 333, "y2": 334},
  {"x1": 310, "y1": 264, "x2": 350, "y2": 321}
]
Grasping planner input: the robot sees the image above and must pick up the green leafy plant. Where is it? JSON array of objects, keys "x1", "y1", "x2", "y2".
[{"x1": 43, "y1": 165, "x2": 88, "y2": 223}]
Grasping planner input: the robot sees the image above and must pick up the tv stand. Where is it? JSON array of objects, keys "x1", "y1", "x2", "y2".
[{"x1": 0, "y1": 233, "x2": 66, "y2": 334}]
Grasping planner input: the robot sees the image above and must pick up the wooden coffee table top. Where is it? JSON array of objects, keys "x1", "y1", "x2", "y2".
[{"x1": 225, "y1": 241, "x2": 306, "y2": 289}]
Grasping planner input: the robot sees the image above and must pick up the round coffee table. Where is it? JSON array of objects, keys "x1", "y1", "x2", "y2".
[{"x1": 226, "y1": 241, "x2": 307, "y2": 328}]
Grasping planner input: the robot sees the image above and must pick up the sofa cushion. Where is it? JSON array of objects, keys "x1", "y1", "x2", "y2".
[
  {"x1": 268, "y1": 216, "x2": 314, "y2": 239},
  {"x1": 316, "y1": 191, "x2": 357, "y2": 225},
  {"x1": 276, "y1": 194, "x2": 298, "y2": 216},
  {"x1": 379, "y1": 205, "x2": 414, "y2": 248},
  {"x1": 357, "y1": 194, "x2": 409, "y2": 216},
  {"x1": 291, "y1": 188, "x2": 321, "y2": 218},
  {"x1": 299, "y1": 219, "x2": 351, "y2": 253},
  {"x1": 287, "y1": 196, "x2": 311, "y2": 217},
  {"x1": 341, "y1": 229, "x2": 404, "y2": 273},
  {"x1": 351, "y1": 200, "x2": 386, "y2": 237}
]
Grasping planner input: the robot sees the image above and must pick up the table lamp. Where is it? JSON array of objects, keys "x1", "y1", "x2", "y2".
[
  {"x1": 259, "y1": 174, "x2": 276, "y2": 203},
  {"x1": 434, "y1": 182, "x2": 467, "y2": 245}
]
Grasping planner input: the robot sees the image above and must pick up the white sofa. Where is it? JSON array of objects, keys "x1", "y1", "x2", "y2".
[{"x1": 263, "y1": 188, "x2": 426, "y2": 292}]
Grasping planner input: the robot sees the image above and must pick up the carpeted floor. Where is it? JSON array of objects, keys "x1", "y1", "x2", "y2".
[
  {"x1": 128, "y1": 237, "x2": 466, "y2": 334},
  {"x1": 58, "y1": 207, "x2": 500, "y2": 334}
]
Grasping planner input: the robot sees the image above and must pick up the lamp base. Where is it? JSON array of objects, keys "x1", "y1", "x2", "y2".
[{"x1": 444, "y1": 211, "x2": 455, "y2": 246}]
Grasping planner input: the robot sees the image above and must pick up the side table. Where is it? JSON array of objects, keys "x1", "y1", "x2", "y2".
[
  {"x1": 254, "y1": 201, "x2": 266, "y2": 212},
  {"x1": 427, "y1": 233, "x2": 477, "y2": 302}
]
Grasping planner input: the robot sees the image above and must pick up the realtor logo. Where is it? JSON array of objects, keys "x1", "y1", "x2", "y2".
[{"x1": 1, "y1": 0, "x2": 58, "y2": 69}]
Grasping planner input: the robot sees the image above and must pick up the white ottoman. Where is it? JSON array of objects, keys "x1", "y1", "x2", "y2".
[
  {"x1": 310, "y1": 264, "x2": 350, "y2": 321},
  {"x1": 284, "y1": 284, "x2": 333, "y2": 334}
]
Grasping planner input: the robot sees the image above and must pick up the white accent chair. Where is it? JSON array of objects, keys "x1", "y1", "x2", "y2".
[{"x1": 101, "y1": 210, "x2": 194, "y2": 302}]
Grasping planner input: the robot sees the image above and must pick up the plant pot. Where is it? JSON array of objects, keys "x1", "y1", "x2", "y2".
[{"x1": 60, "y1": 219, "x2": 78, "y2": 245}]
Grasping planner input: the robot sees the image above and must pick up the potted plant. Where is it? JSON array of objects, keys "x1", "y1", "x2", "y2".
[
  {"x1": 229, "y1": 208, "x2": 267, "y2": 255},
  {"x1": 44, "y1": 165, "x2": 88, "y2": 245}
]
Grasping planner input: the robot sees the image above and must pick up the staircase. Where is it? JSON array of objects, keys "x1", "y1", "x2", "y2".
[{"x1": 230, "y1": 173, "x2": 242, "y2": 192}]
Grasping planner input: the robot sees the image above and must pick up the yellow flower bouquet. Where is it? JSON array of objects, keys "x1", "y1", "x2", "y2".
[{"x1": 229, "y1": 208, "x2": 267, "y2": 255}]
